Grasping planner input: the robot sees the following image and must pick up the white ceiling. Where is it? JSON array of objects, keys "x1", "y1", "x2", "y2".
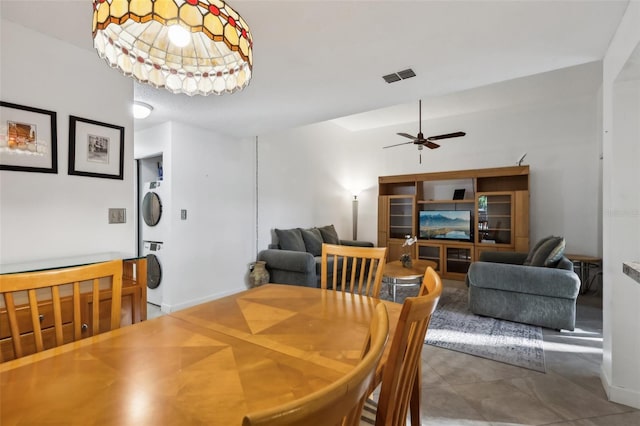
[
  {"x1": 0, "y1": 0, "x2": 630, "y2": 138},
  {"x1": 618, "y1": 42, "x2": 640, "y2": 82}
]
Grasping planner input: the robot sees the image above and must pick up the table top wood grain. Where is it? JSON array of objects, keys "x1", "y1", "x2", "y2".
[{"x1": 0, "y1": 284, "x2": 400, "y2": 425}]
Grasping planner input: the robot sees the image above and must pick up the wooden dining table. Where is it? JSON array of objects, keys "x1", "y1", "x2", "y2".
[{"x1": 0, "y1": 284, "x2": 401, "y2": 425}]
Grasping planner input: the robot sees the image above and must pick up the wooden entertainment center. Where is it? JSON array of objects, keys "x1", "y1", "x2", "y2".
[{"x1": 378, "y1": 165, "x2": 530, "y2": 280}]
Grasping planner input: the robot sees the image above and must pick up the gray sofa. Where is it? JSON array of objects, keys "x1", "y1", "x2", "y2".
[
  {"x1": 257, "y1": 225, "x2": 374, "y2": 287},
  {"x1": 466, "y1": 236, "x2": 581, "y2": 330}
]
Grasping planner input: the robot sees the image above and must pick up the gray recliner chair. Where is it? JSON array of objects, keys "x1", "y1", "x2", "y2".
[{"x1": 466, "y1": 236, "x2": 581, "y2": 330}]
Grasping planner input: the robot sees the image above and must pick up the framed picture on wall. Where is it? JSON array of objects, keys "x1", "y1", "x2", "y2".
[
  {"x1": 68, "y1": 115, "x2": 124, "y2": 180},
  {"x1": 0, "y1": 101, "x2": 58, "y2": 173}
]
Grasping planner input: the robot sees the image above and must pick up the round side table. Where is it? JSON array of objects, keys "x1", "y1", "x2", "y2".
[{"x1": 383, "y1": 259, "x2": 437, "y2": 302}]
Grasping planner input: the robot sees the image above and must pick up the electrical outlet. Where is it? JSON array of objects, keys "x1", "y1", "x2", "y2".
[
  {"x1": 108, "y1": 208, "x2": 126, "y2": 224},
  {"x1": 181, "y1": 209, "x2": 187, "y2": 220}
]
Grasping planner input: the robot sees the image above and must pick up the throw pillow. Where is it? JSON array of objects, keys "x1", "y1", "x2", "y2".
[
  {"x1": 274, "y1": 228, "x2": 306, "y2": 252},
  {"x1": 529, "y1": 236, "x2": 565, "y2": 267},
  {"x1": 523, "y1": 236, "x2": 554, "y2": 265},
  {"x1": 543, "y1": 237, "x2": 566, "y2": 267},
  {"x1": 299, "y1": 228, "x2": 323, "y2": 256},
  {"x1": 318, "y1": 224, "x2": 340, "y2": 245}
]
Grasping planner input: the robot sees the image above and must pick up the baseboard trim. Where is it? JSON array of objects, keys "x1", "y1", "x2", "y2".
[
  {"x1": 161, "y1": 286, "x2": 247, "y2": 313},
  {"x1": 600, "y1": 364, "x2": 640, "y2": 409}
]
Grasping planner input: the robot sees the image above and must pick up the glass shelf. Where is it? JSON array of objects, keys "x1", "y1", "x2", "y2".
[
  {"x1": 0, "y1": 252, "x2": 141, "y2": 275},
  {"x1": 477, "y1": 193, "x2": 513, "y2": 245}
]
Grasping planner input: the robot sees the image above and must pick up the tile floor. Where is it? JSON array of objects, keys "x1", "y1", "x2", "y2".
[{"x1": 419, "y1": 280, "x2": 640, "y2": 425}]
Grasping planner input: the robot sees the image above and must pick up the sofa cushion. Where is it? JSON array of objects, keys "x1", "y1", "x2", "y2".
[
  {"x1": 315, "y1": 256, "x2": 350, "y2": 287},
  {"x1": 318, "y1": 224, "x2": 340, "y2": 245},
  {"x1": 299, "y1": 228, "x2": 323, "y2": 256},
  {"x1": 275, "y1": 228, "x2": 306, "y2": 252},
  {"x1": 529, "y1": 236, "x2": 565, "y2": 267},
  {"x1": 467, "y1": 261, "x2": 580, "y2": 299}
]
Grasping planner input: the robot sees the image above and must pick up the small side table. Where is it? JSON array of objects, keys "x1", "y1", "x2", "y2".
[
  {"x1": 383, "y1": 259, "x2": 437, "y2": 302},
  {"x1": 566, "y1": 254, "x2": 602, "y2": 294}
]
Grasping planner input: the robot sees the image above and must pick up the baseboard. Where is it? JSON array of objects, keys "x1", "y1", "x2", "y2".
[
  {"x1": 160, "y1": 303, "x2": 172, "y2": 314},
  {"x1": 161, "y1": 286, "x2": 247, "y2": 313},
  {"x1": 600, "y1": 364, "x2": 640, "y2": 409}
]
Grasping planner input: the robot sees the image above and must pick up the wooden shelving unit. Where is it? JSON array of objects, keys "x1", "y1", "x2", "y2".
[{"x1": 378, "y1": 166, "x2": 529, "y2": 280}]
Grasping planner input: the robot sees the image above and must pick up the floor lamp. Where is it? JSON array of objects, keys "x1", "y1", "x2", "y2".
[{"x1": 352, "y1": 195, "x2": 358, "y2": 240}]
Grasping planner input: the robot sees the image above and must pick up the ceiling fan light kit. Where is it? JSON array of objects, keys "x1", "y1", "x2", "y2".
[
  {"x1": 384, "y1": 100, "x2": 466, "y2": 163},
  {"x1": 92, "y1": 0, "x2": 253, "y2": 96}
]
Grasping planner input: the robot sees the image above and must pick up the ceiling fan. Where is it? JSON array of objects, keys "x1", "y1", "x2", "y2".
[{"x1": 383, "y1": 100, "x2": 466, "y2": 163}]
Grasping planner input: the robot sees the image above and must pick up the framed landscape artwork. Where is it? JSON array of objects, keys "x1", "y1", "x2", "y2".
[
  {"x1": 68, "y1": 115, "x2": 124, "y2": 180},
  {"x1": 0, "y1": 101, "x2": 58, "y2": 174}
]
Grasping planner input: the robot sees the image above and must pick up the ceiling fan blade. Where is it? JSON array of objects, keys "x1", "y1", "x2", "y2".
[
  {"x1": 426, "y1": 141, "x2": 440, "y2": 149},
  {"x1": 383, "y1": 141, "x2": 414, "y2": 149},
  {"x1": 397, "y1": 132, "x2": 417, "y2": 140},
  {"x1": 426, "y1": 131, "x2": 466, "y2": 141}
]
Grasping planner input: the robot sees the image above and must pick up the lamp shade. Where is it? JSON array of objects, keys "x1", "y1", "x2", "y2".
[{"x1": 92, "y1": 0, "x2": 253, "y2": 96}]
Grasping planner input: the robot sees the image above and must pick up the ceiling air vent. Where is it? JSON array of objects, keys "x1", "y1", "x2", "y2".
[
  {"x1": 382, "y1": 73, "x2": 401, "y2": 83},
  {"x1": 397, "y1": 69, "x2": 416, "y2": 79},
  {"x1": 382, "y1": 68, "x2": 416, "y2": 83}
]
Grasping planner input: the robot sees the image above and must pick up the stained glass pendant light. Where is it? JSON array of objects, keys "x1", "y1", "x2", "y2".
[{"x1": 92, "y1": 0, "x2": 253, "y2": 96}]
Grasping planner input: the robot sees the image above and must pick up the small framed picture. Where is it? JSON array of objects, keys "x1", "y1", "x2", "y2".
[
  {"x1": 0, "y1": 101, "x2": 58, "y2": 174},
  {"x1": 68, "y1": 115, "x2": 124, "y2": 179}
]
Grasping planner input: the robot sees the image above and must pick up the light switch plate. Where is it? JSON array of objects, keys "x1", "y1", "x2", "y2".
[
  {"x1": 109, "y1": 208, "x2": 126, "y2": 224},
  {"x1": 181, "y1": 209, "x2": 187, "y2": 220}
]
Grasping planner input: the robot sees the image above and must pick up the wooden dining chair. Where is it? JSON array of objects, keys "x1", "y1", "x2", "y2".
[
  {"x1": 0, "y1": 259, "x2": 123, "y2": 361},
  {"x1": 367, "y1": 266, "x2": 443, "y2": 426},
  {"x1": 242, "y1": 303, "x2": 390, "y2": 426},
  {"x1": 320, "y1": 243, "x2": 388, "y2": 297}
]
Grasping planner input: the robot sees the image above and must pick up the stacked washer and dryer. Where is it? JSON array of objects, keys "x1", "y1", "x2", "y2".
[{"x1": 141, "y1": 180, "x2": 166, "y2": 307}]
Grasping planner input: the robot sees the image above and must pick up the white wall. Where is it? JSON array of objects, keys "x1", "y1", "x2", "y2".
[
  {"x1": 601, "y1": 0, "x2": 640, "y2": 409},
  {"x1": 257, "y1": 89, "x2": 601, "y2": 257},
  {"x1": 0, "y1": 20, "x2": 135, "y2": 263},
  {"x1": 135, "y1": 122, "x2": 255, "y2": 312}
]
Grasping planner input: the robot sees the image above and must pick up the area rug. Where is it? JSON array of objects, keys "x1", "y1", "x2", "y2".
[{"x1": 380, "y1": 283, "x2": 546, "y2": 373}]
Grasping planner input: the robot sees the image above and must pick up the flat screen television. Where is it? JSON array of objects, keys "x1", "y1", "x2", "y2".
[{"x1": 419, "y1": 210, "x2": 472, "y2": 241}]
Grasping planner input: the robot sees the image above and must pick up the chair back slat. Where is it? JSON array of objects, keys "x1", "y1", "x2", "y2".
[
  {"x1": 3, "y1": 293, "x2": 21, "y2": 358},
  {"x1": 73, "y1": 281, "x2": 82, "y2": 341},
  {"x1": 110, "y1": 277, "x2": 122, "y2": 333},
  {"x1": 321, "y1": 244, "x2": 388, "y2": 297},
  {"x1": 92, "y1": 278, "x2": 100, "y2": 335},
  {"x1": 242, "y1": 303, "x2": 389, "y2": 426},
  {"x1": 51, "y1": 285, "x2": 64, "y2": 346},
  {"x1": 27, "y1": 289, "x2": 44, "y2": 352},
  {"x1": 375, "y1": 267, "x2": 443, "y2": 426},
  {"x1": 0, "y1": 260, "x2": 123, "y2": 361}
]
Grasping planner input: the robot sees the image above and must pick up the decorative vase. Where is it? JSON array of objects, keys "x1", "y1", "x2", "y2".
[
  {"x1": 249, "y1": 261, "x2": 270, "y2": 288},
  {"x1": 400, "y1": 254, "x2": 413, "y2": 268}
]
